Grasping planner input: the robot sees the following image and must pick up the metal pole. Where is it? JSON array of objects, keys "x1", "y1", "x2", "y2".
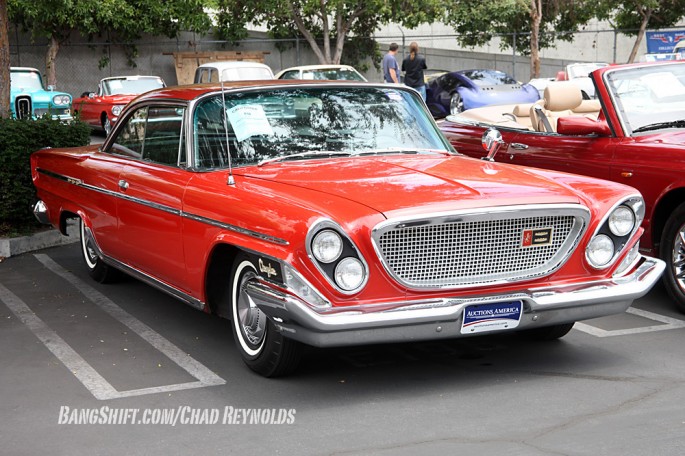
[{"x1": 512, "y1": 31, "x2": 517, "y2": 81}]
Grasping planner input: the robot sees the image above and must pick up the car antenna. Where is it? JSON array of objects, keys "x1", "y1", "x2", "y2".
[{"x1": 220, "y1": 80, "x2": 236, "y2": 186}]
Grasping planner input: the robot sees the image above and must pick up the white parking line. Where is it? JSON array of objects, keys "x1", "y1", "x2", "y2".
[
  {"x1": 575, "y1": 307, "x2": 685, "y2": 337},
  {"x1": 0, "y1": 254, "x2": 225, "y2": 400}
]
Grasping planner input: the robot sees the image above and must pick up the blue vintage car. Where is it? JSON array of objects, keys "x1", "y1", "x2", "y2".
[
  {"x1": 10, "y1": 67, "x2": 73, "y2": 121},
  {"x1": 425, "y1": 69, "x2": 540, "y2": 118}
]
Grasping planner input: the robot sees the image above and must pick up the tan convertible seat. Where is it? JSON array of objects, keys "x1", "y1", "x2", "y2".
[
  {"x1": 530, "y1": 82, "x2": 583, "y2": 132},
  {"x1": 572, "y1": 99, "x2": 602, "y2": 119}
]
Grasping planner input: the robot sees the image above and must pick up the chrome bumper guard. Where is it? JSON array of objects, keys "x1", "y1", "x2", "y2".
[{"x1": 246, "y1": 256, "x2": 665, "y2": 347}]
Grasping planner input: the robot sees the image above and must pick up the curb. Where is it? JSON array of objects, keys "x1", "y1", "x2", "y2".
[{"x1": 0, "y1": 222, "x2": 78, "y2": 259}]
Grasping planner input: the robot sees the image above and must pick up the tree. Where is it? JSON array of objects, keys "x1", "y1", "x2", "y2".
[
  {"x1": 596, "y1": 0, "x2": 685, "y2": 62},
  {"x1": 214, "y1": 0, "x2": 441, "y2": 65},
  {"x1": 444, "y1": 0, "x2": 599, "y2": 78},
  {"x1": 0, "y1": 0, "x2": 10, "y2": 118},
  {"x1": 7, "y1": 0, "x2": 211, "y2": 88}
]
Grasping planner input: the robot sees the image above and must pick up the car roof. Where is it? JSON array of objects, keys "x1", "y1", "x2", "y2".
[
  {"x1": 280, "y1": 64, "x2": 356, "y2": 71},
  {"x1": 134, "y1": 80, "x2": 399, "y2": 103},
  {"x1": 10, "y1": 67, "x2": 40, "y2": 72},
  {"x1": 101, "y1": 75, "x2": 163, "y2": 81}
]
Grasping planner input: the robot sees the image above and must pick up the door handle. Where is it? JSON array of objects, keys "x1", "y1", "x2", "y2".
[
  {"x1": 510, "y1": 143, "x2": 529, "y2": 150},
  {"x1": 118, "y1": 179, "x2": 129, "y2": 190}
]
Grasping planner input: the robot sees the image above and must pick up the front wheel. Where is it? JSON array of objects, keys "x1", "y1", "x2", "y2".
[
  {"x1": 79, "y1": 218, "x2": 119, "y2": 283},
  {"x1": 659, "y1": 203, "x2": 685, "y2": 312},
  {"x1": 230, "y1": 254, "x2": 302, "y2": 377},
  {"x1": 449, "y1": 93, "x2": 464, "y2": 115},
  {"x1": 103, "y1": 115, "x2": 112, "y2": 136}
]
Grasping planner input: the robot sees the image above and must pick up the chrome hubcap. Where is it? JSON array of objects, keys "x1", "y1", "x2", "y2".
[
  {"x1": 673, "y1": 222, "x2": 685, "y2": 292},
  {"x1": 237, "y1": 274, "x2": 266, "y2": 346}
]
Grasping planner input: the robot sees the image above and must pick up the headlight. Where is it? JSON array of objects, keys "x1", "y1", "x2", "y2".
[
  {"x1": 334, "y1": 258, "x2": 365, "y2": 291},
  {"x1": 52, "y1": 95, "x2": 71, "y2": 105},
  {"x1": 586, "y1": 234, "x2": 615, "y2": 268},
  {"x1": 311, "y1": 230, "x2": 343, "y2": 263},
  {"x1": 608, "y1": 206, "x2": 635, "y2": 237},
  {"x1": 111, "y1": 105, "x2": 124, "y2": 116}
]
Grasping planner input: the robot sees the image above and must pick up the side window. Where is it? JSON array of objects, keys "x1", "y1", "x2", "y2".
[
  {"x1": 280, "y1": 70, "x2": 299, "y2": 80},
  {"x1": 141, "y1": 106, "x2": 186, "y2": 167},
  {"x1": 110, "y1": 107, "x2": 148, "y2": 158},
  {"x1": 209, "y1": 69, "x2": 219, "y2": 83},
  {"x1": 109, "y1": 105, "x2": 186, "y2": 167}
]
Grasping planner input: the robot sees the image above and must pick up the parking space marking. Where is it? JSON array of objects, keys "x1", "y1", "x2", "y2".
[
  {"x1": 0, "y1": 254, "x2": 225, "y2": 400},
  {"x1": 575, "y1": 307, "x2": 685, "y2": 337}
]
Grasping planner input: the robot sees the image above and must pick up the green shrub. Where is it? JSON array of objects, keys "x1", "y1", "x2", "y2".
[{"x1": 0, "y1": 117, "x2": 90, "y2": 235}]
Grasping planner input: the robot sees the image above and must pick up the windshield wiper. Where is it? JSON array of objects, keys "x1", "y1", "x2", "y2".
[
  {"x1": 350, "y1": 148, "x2": 453, "y2": 157},
  {"x1": 258, "y1": 150, "x2": 352, "y2": 166},
  {"x1": 632, "y1": 119, "x2": 685, "y2": 133}
]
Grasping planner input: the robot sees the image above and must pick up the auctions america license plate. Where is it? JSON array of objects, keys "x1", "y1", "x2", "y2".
[{"x1": 460, "y1": 300, "x2": 523, "y2": 334}]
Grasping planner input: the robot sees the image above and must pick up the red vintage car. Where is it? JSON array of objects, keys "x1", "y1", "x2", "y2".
[
  {"x1": 439, "y1": 61, "x2": 685, "y2": 313},
  {"x1": 72, "y1": 75, "x2": 165, "y2": 135},
  {"x1": 31, "y1": 80, "x2": 664, "y2": 376}
]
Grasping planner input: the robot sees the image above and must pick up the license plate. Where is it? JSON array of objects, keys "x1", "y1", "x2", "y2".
[{"x1": 460, "y1": 300, "x2": 523, "y2": 334}]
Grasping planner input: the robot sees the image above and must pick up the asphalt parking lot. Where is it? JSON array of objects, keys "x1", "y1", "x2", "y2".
[{"x1": 2, "y1": 242, "x2": 685, "y2": 455}]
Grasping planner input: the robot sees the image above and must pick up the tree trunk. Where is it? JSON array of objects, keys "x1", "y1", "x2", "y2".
[
  {"x1": 45, "y1": 35, "x2": 60, "y2": 88},
  {"x1": 529, "y1": 0, "x2": 542, "y2": 79},
  {"x1": 0, "y1": 0, "x2": 11, "y2": 118},
  {"x1": 627, "y1": 7, "x2": 652, "y2": 63}
]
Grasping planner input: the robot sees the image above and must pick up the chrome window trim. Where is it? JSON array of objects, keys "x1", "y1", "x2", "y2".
[{"x1": 371, "y1": 204, "x2": 590, "y2": 290}]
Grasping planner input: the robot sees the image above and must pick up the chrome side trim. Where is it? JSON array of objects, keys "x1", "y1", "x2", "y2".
[
  {"x1": 83, "y1": 226, "x2": 205, "y2": 311},
  {"x1": 36, "y1": 168, "x2": 287, "y2": 245}
]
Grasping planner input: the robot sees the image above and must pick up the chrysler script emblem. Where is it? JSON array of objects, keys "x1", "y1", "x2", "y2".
[
  {"x1": 258, "y1": 258, "x2": 278, "y2": 278},
  {"x1": 521, "y1": 228, "x2": 553, "y2": 247}
]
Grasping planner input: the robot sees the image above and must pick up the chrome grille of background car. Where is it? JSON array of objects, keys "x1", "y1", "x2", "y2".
[
  {"x1": 15, "y1": 96, "x2": 31, "y2": 119},
  {"x1": 372, "y1": 206, "x2": 588, "y2": 289}
]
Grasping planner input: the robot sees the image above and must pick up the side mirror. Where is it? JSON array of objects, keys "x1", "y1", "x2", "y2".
[
  {"x1": 481, "y1": 128, "x2": 503, "y2": 161},
  {"x1": 47, "y1": 85, "x2": 55, "y2": 91},
  {"x1": 88, "y1": 92, "x2": 96, "y2": 99}
]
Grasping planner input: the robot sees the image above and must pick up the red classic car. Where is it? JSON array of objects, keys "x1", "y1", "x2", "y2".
[
  {"x1": 72, "y1": 75, "x2": 166, "y2": 134},
  {"x1": 439, "y1": 61, "x2": 685, "y2": 313},
  {"x1": 31, "y1": 81, "x2": 664, "y2": 377}
]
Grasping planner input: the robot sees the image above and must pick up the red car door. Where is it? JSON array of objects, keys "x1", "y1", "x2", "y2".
[
  {"x1": 496, "y1": 131, "x2": 615, "y2": 181},
  {"x1": 108, "y1": 105, "x2": 192, "y2": 291}
]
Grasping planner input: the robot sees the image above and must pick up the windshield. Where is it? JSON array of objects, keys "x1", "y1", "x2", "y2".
[
  {"x1": 606, "y1": 63, "x2": 685, "y2": 135},
  {"x1": 10, "y1": 70, "x2": 43, "y2": 90},
  {"x1": 102, "y1": 77, "x2": 165, "y2": 96},
  {"x1": 221, "y1": 67, "x2": 273, "y2": 81},
  {"x1": 300, "y1": 68, "x2": 365, "y2": 81},
  {"x1": 567, "y1": 63, "x2": 609, "y2": 79},
  {"x1": 193, "y1": 86, "x2": 452, "y2": 169},
  {"x1": 461, "y1": 70, "x2": 517, "y2": 86}
]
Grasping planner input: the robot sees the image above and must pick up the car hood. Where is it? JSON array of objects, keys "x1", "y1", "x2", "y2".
[
  {"x1": 10, "y1": 87, "x2": 70, "y2": 101},
  {"x1": 635, "y1": 129, "x2": 685, "y2": 146},
  {"x1": 240, "y1": 155, "x2": 584, "y2": 218}
]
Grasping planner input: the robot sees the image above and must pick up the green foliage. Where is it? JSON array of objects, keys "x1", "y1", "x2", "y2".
[
  {"x1": 596, "y1": 0, "x2": 685, "y2": 36},
  {"x1": 0, "y1": 117, "x2": 90, "y2": 234},
  {"x1": 214, "y1": 0, "x2": 442, "y2": 64},
  {"x1": 444, "y1": 0, "x2": 600, "y2": 55}
]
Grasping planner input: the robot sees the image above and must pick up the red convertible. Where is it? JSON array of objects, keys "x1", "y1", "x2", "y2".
[
  {"x1": 439, "y1": 61, "x2": 685, "y2": 313},
  {"x1": 72, "y1": 75, "x2": 165, "y2": 135},
  {"x1": 31, "y1": 81, "x2": 664, "y2": 376}
]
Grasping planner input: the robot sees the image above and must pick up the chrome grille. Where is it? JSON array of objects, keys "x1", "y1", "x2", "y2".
[
  {"x1": 372, "y1": 206, "x2": 588, "y2": 289},
  {"x1": 15, "y1": 97, "x2": 31, "y2": 119}
]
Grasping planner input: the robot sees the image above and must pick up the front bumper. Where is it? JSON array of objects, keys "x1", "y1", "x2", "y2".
[{"x1": 246, "y1": 256, "x2": 665, "y2": 347}]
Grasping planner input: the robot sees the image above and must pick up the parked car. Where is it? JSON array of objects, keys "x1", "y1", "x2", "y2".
[
  {"x1": 9, "y1": 67, "x2": 72, "y2": 121},
  {"x1": 31, "y1": 80, "x2": 664, "y2": 376},
  {"x1": 275, "y1": 64, "x2": 366, "y2": 81},
  {"x1": 426, "y1": 69, "x2": 540, "y2": 118},
  {"x1": 72, "y1": 75, "x2": 165, "y2": 135},
  {"x1": 193, "y1": 61, "x2": 275, "y2": 83},
  {"x1": 556, "y1": 62, "x2": 609, "y2": 98},
  {"x1": 439, "y1": 60, "x2": 685, "y2": 311}
]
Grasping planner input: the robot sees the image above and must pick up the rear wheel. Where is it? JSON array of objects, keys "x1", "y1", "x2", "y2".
[
  {"x1": 230, "y1": 254, "x2": 302, "y2": 377},
  {"x1": 516, "y1": 322, "x2": 575, "y2": 341},
  {"x1": 79, "y1": 218, "x2": 119, "y2": 283},
  {"x1": 659, "y1": 202, "x2": 685, "y2": 313}
]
